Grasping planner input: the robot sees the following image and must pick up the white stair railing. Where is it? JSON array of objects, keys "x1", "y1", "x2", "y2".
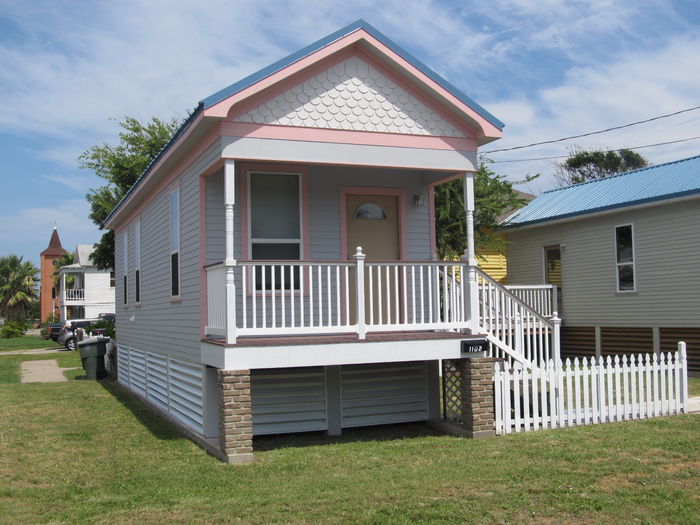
[{"x1": 474, "y1": 267, "x2": 561, "y2": 369}]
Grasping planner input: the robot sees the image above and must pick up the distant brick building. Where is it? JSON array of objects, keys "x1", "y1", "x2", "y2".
[{"x1": 39, "y1": 226, "x2": 67, "y2": 322}]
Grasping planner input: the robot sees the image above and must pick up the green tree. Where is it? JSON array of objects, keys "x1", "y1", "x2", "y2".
[
  {"x1": 52, "y1": 252, "x2": 75, "y2": 297},
  {"x1": 80, "y1": 116, "x2": 182, "y2": 270},
  {"x1": 554, "y1": 147, "x2": 649, "y2": 186},
  {"x1": 0, "y1": 255, "x2": 39, "y2": 320},
  {"x1": 435, "y1": 164, "x2": 530, "y2": 259}
]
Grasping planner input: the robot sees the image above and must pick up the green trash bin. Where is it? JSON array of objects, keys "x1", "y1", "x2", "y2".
[{"x1": 78, "y1": 337, "x2": 109, "y2": 380}]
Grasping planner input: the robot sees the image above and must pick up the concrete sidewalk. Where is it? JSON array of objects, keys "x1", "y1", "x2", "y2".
[
  {"x1": 20, "y1": 359, "x2": 79, "y2": 383},
  {"x1": 687, "y1": 396, "x2": 700, "y2": 414},
  {"x1": 2, "y1": 348, "x2": 65, "y2": 356}
]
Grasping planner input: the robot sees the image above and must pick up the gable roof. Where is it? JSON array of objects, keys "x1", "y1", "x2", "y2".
[
  {"x1": 504, "y1": 155, "x2": 700, "y2": 227},
  {"x1": 104, "y1": 20, "x2": 502, "y2": 229},
  {"x1": 201, "y1": 20, "x2": 504, "y2": 131}
]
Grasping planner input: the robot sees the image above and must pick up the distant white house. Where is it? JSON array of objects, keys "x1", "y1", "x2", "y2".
[{"x1": 58, "y1": 245, "x2": 115, "y2": 322}]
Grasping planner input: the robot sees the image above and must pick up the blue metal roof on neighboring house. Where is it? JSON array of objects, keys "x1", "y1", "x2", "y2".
[
  {"x1": 504, "y1": 155, "x2": 700, "y2": 227},
  {"x1": 200, "y1": 19, "x2": 505, "y2": 130}
]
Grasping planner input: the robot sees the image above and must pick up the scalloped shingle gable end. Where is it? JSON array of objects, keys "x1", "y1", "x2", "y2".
[{"x1": 235, "y1": 56, "x2": 468, "y2": 138}]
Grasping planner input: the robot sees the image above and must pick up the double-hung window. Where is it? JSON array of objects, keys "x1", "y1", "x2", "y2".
[
  {"x1": 121, "y1": 230, "x2": 128, "y2": 305},
  {"x1": 615, "y1": 224, "x2": 635, "y2": 292},
  {"x1": 249, "y1": 171, "x2": 302, "y2": 290},
  {"x1": 170, "y1": 189, "x2": 180, "y2": 297},
  {"x1": 134, "y1": 220, "x2": 141, "y2": 303}
]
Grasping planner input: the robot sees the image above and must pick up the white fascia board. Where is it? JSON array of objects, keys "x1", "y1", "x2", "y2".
[
  {"x1": 201, "y1": 338, "x2": 466, "y2": 370},
  {"x1": 221, "y1": 136, "x2": 477, "y2": 172}
]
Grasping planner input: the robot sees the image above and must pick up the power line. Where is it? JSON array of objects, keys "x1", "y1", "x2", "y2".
[
  {"x1": 485, "y1": 135, "x2": 700, "y2": 164},
  {"x1": 480, "y1": 105, "x2": 700, "y2": 155}
]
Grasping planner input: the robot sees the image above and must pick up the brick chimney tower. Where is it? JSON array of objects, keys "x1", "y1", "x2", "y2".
[{"x1": 39, "y1": 225, "x2": 68, "y2": 322}]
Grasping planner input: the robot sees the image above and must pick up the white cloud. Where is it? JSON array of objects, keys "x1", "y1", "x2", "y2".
[
  {"x1": 0, "y1": 199, "x2": 102, "y2": 265},
  {"x1": 484, "y1": 33, "x2": 700, "y2": 190}
]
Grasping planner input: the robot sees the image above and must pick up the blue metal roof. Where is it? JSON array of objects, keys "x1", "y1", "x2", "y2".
[
  {"x1": 505, "y1": 155, "x2": 700, "y2": 227},
  {"x1": 201, "y1": 19, "x2": 504, "y2": 130}
]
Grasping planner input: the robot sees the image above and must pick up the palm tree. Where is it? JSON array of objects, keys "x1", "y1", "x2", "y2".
[
  {"x1": 52, "y1": 252, "x2": 76, "y2": 297},
  {"x1": 0, "y1": 255, "x2": 39, "y2": 320}
]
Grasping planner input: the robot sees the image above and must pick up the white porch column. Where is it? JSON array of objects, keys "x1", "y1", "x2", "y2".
[
  {"x1": 224, "y1": 159, "x2": 238, "y2": 345},
  {"x1": 60, "y1": 272, "x2": 67, "y2": 323},
  {"x1": 460, "y1": 172, "x2": 480, "y2": 334}
]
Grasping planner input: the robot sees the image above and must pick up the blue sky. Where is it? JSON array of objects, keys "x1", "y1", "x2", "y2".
[{"x1": 1, "y1": 0, "x2": 699, "y2": 267}]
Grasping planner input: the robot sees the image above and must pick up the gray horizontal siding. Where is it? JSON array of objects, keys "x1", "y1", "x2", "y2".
[
  {"x1": 116, "y1": 141, "x2": 221, "y2": 361},
  {"x1": 341, "y1": 361, "x2": 428, "y2": 427},
  {"x1": 506, "y1": 198, "x2": 700, "y2": 327},
  {"x1": 251, "y1": 367, "x2": 327, "y2": 435}
]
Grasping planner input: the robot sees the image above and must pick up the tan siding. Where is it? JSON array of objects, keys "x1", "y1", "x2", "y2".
[{"x1": 506, "y1": 198, "x2": 700, "y2": 327}]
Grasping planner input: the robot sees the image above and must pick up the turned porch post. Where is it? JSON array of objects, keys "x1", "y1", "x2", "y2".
[
  {"x1": 461, "y1": 172, "x2": 480, "y2": 334},
  {"x1": 60, "y1": 271, "x2": 67, "y2": 323},
  {"x1": 224, "y1": 159, "x2": 237, "y2": 345}
]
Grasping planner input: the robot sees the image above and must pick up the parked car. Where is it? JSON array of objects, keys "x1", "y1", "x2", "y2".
[
  {"x1": 45, "y1": 324, "x2": 63, "y2": 342},
  {"x1": 58, "y1": 318, "x2": 99, "y2": 351},
  {"x1": 98, "y1": 313, "x2": 115, "y2": 323}
]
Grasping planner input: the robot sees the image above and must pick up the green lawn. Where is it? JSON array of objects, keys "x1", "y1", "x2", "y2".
[
  {"x1": 0, "y1": 335, "x2": 62, "y2": 352},
  {"x1": 0, "y1": 353, "x2": 698, "y2": 524}
]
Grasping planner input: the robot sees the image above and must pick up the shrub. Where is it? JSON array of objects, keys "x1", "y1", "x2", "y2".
[{"x1": 0, "y1": 320, "x2": 26, "y2": 339}]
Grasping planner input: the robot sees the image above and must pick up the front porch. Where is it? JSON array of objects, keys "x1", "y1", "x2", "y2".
[{"x1": 202, "y1": 252, "x2": 561, "y2": 369}]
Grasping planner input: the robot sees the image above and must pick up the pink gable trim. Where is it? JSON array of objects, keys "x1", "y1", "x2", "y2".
[
  {"x1": 205, "y1": 28, "x2": 500, "y2": 140},
  {"x1": 339, "y1": 186, "x2": 407, "y2": 262}
]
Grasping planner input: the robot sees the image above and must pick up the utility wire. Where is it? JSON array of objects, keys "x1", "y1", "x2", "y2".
[
  {"x1": 485, "y1": 135, "x2": 700, "y2": 164},
  {"x1": 480, "y1": 105, "x2": 700, "y2": 154}
]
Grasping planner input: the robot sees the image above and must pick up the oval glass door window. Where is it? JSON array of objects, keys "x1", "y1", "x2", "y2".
[{"x1": 354, "y1": 203, "x2": 387, "y2": 220}]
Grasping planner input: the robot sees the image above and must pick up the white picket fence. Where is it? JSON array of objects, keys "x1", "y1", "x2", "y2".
[{"x1": 494, "y1": 343, "x2": 689, "y2": 435}]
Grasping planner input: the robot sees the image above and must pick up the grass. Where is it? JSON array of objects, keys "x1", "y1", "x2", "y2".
[
  {"x1": 0, "y1": 335, "x2": 62, "y2": 352},
  {"x1": 690, "y1": 376, "x2": 700, "y2": 397},
  {"x1": 0, "y1": 353, "x2": 698, "y2": 524}
]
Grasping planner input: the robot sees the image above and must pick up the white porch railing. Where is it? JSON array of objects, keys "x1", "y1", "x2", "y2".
[
  {"x1": 64, "y1": 289, "x2": 85, "y2": 301},
  {"x1": 494, "y1": 343, "x2": 689, "y2": 435},
  {"x1": 205, "y1": 251, "x2": 561, "y2": 368},
  {"x1": 504, "y1": 284, "x2": 558, "y2": 318},
  {"x1": 205, "y1": 250, "x2": 470, "y2": 340}
]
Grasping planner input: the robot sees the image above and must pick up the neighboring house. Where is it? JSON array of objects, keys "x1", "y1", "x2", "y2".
[
  {"x1": 104, "y1": 20, "x2": 556, "y2": 463},
  {"x1": 57, "y1": 245, "x2": 115, "y2": 322},
  {"x1": 39, "y1": 226, "x2": 68, "y2": 322},
  {"x1": 504, "y1": 155, "x2": 700, "y2": 372}
]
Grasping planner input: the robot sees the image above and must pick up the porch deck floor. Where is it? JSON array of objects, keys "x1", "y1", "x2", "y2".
[{"x1": 203, "y1": 331, "x2": 486, "y2": 347}]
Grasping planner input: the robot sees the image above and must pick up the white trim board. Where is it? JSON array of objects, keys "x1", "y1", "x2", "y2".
[
  {"x1": 221, "y1": 136, "x2": 477, "y2": 172},
  {"x1": 201, "y1": 338, "x2": 468, "y2": 370}
]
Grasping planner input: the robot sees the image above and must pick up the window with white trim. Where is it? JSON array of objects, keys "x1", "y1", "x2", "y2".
[
  {"x1": 249, "y1": 171, "x2": 301, "y2": 290},
  {"x1": 121, "y1": 230, "x2": 128, "y2": 305},
  {"x1": 170, "y1": 189, "x2": 180, "y2": 297},
  {"x1": 615, "y1": 224, "x2": 635, "y2": 292},
  {"x1": 134, "y1": 220, "x2": 141, "y2": 303}
]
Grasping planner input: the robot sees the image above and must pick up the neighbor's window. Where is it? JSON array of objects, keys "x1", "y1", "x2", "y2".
[
  {"x1": 134, "y1": 220, "x2": 141, "y2": 303},
  {"x1": 249, "y1": 171, "x2": 301, "y2": 290},
  {"x1": 109, "y1": 271, "x2": 115, "y2": 288},
  {"x1": 170, "y1": 189, "x2": 180, "y2": 297},
  {"x1": 615, "y1": 224, "x2": 635, "y2": 292}
]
